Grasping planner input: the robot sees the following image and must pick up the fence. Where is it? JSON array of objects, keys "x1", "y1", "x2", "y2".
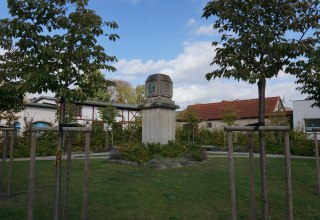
[
  {"x1": 28, "y1": 126, "x2": 92, "y2": 220},
  {"x1": 0, "y1": 127, "x2": 15, "y2": 197},
  {"x1": 225, "y1": 126, "x2": 292, "y2": 220}
]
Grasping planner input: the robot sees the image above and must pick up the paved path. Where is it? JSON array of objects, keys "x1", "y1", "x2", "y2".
[
  {"x1": 10, "y1": 152, "x2": 110, "y2": 161},
  {"x1": 207, "y1": 151, "x2": 315, "y2": 159},
  {"x1": 5, "y1": 151, "x2": 316, "y2": 162}
]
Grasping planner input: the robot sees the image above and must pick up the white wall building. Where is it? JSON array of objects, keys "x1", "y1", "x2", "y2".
[
  {"x1": 14, "y1": 102, "x2": 57, "y2": 131},
  {"x1": 2, "y1": 96, "x2": 140, "y2": 132},
  {"x1": 293, "y1": 100, "x2": 320, "y2": 140}
]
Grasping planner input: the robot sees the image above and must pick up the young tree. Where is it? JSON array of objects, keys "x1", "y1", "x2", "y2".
[
  {"x1": 179, "y1": 107, "x2": 200, "y2": 143},
  {"x1": 99, "y1": 105, "x2": 119, "y2": 149},
  {"x1": 222, "y1": 106, "x2": 239, "y2": 126},
  {"x1": 202, "y1": 1, "x2": 320, "y2": 218},
  {"x1": 0, "y1": 1, "x2": 119, "y2": 218}
]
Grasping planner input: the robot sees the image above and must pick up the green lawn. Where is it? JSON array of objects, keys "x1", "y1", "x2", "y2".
[{"x1": 0, "y1": 157, "x2": 319, "y2": 220}]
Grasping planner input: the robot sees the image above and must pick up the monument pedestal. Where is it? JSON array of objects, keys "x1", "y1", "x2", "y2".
[{"x1": 141, "y1": 74, "x2": 179, "y2": 144}]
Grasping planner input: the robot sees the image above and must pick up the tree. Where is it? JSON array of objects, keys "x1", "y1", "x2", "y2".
[
  {"x1": 0, "y1": 80, "x2": 24, "y2": 113},
  {"x1": 179, "y1": 107, "x2": 200, "y2": 143},
  {"x1": 109, "y1": 80, "x2": 145, "y2": 105},
  {"x1": 295, "y1": 48, "x2": 320, "y2": 108},
  {"x1": 222, "y1": 106, "x2": 239, "y2": 126},
  {"x1": 202, "y1": 1, "x2": 320, "y2": 218},
  {"x1": 85, "y1": 71, "x2": 115, "y2": 103},
  {"x1": 0, "y1": 0, "x2": 119, "y2": 125},
  {"x1": 99, "y1": 105, "x2": 118, "y2": 126},
  {"x1": 99, "y1": 105, "x2": 119, "y2": 149},
  {"x1": 0, "y1": 1, "x2": 119, "y2": 218}
]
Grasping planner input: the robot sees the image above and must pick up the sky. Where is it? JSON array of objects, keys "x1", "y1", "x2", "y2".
[{"x1": 0, "y1": 0, "x2": 307, "y2": 109}]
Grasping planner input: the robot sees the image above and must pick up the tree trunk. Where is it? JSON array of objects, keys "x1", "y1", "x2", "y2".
[
  {"x1": 106, "y1": 130, "x2": 109, "y2": 151},
  {"x1": 192, "y1": 127, "x2": 195, "y2": 143},
  {"x1": 258, "y1": 78, "x2": 269, "y2": 220},
  {"x1": 54, "y1": 97, "x2": 66, "y2": 220}
]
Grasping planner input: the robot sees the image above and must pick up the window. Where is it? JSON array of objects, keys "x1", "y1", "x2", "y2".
[
  {"x1": 14, "y1": 122, "x2": 21, "y2": 135},
  {"x1": 32, "y1": 122, "x2": 51, "y2": 128},
  {"x1": 305, "y1": 119, "x2": 320, "y2": 132},
  {"x1": 207, "y1": 122, "x2": 212, "y2": 128}
]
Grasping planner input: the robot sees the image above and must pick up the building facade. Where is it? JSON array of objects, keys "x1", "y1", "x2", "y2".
[
  {"x1": 293, "y1": 100, "x2": 320, "y2": 140},
  {"x1": 2, "y1": 96, "x2": 140, "y2": 132},
  {"x1": 178, "y1": 96, "x2": 292, "y2": 130}
]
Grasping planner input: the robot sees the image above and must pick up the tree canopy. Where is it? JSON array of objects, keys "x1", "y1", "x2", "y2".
[
  {"x1": 109, "y1": 80, "x2": 144, "y2": 105},
  {"x1": 202, "y1": 0, "x2": 320, "y2": 123},
  {"x1": 295, "y1": 47, "x2": 320, "y2": 108},
  {"x1": 203, "y1": 0, "x2": 320, "y2": 84},
  {"x1": 0, "y1": 0, "x2": 119, "y2": 114}
]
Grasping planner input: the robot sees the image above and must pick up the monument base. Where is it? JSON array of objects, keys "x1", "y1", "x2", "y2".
[{"x1": 142, "y1": 108, "x2": 176, "y2": 145}]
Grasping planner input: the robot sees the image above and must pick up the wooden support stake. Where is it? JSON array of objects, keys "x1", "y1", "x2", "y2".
[
  {"x1": 62, "y1": 132, "x2": 73, "y2": 220},
  {"x1": 54, "y1": 132, "x2": 63, "y2": 220},
  {"x1": 82, "y1": 131, "x2": 91, "y2": 220},
  {"x1": 314, "y1": 131, "x2": 320, "y2": 196},
  {"x1": 259, "y1": 131, "x2": 269, "y2": 220},
  {"x1": 7, "y1": 131, "x2": 15, "y2": 197},
  {"x1": 227, "y1": 131, "x2": 237, "y2": 220},
  {"x1": 248, "y1": 132, "x2": 256, "y2": 220},
  {"x1": 0, "y1": 131, "x2": 8, "y2": 188},
  {"x1": 284, "y1": 131, "x2": 293, "y2": 220},
  {"x1": 28, "y1": 131, "x2": 37, "y2": 220}
]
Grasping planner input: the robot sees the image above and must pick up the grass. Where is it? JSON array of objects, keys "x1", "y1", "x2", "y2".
[{"x1": 0, "y1": 157, "x2": 320, "y2": 219}]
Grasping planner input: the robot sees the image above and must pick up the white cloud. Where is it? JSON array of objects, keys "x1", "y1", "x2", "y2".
[
  {"x1": 194, "y1": 25, "x2": 218, "y2": 36},
  {"x1": 121, "y1": 0, "x2": 142, "y2": 5},
  {"x1": 113, "y1": 40, "x2": 304, "y2": 110},
  {"x1": 185, "y1": 18, "x2": 196, "y2": 27}
]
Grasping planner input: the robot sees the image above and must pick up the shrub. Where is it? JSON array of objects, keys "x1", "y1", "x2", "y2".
[
  {"x1": 109, "y1": 148, "x2": 124, "y2": 160},
  {"x1": 176, "y1": 126, "x2": 316, "y2": 156},
  {"x1": 118, "y1": 143, "x2": 151, "y2": 163},
  {"x1": 185, "y1": 143, "x2": 207, "y2": 161},
  {"x1": 289, "y1": 129, "x2": 314, "y2": 156},
  {"x1": 114, "y1": 141, "x2": 206, "y2": 164}
]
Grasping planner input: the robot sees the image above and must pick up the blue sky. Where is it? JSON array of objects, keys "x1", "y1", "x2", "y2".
[{"x1": 0, "y1": 0, "x2": 306, "y2": 109}]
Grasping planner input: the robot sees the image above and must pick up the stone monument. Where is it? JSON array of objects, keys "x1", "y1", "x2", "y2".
[{"x1": 141, "y1": 73, "x2": 179, "y2": 144}]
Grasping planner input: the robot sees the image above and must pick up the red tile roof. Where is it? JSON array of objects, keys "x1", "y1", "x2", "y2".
[{"x1": 186, "y1": 97, "x2": 282, "y2": 120}]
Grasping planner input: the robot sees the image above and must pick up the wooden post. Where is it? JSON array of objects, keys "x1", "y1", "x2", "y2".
[
  {"x1": 62, "y1": 132, "x2": 73, "y2": 220},
  {"x1": 259, "y1": 130, "x2": 269, "y2": 220},
  {"x1": 28, "y1": 131, "x2": 37, "y2": 220},
  {"x1": 7, "y1": 131, "x2": 15, "y2": 197},
  {"x1": 111, "y1": 132, "x2": 114, "y2": 148},
  {"x1": 0, "y1": 131, "x2": 8, "y2": 188},
  {"x1": 82, "y1": 131, "x2": 91, "y2": 220},
  {"x1": 314, "y1": 131, "x2": 320, "y2": 196},
  {"x1": 227, "y1": 131, "x2": 237, "y2": 220},
  {"x1": 54, "y1": 138, "x2": 63, "y2": 220},
  {"x1": 248, "y1": 132, "x2": 256, "y2": 220},
  {"x1": 106, "y1": 130, "x2": 109, "y2": 151},
  {"x1": 284, "y1": 131, "x2": 293, "y2": 220}
]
